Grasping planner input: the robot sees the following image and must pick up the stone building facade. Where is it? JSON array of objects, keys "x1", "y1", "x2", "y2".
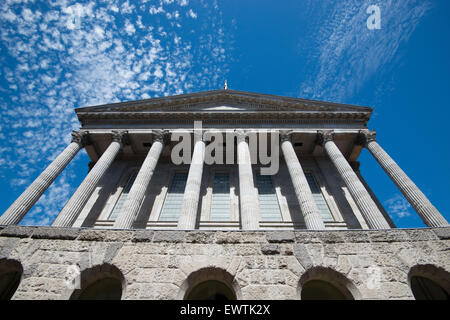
[{"x1": 0, "y1": 89, "x2": 448, "y2": 300}]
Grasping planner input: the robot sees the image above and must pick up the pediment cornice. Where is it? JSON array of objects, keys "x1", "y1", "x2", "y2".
[{"x1": 75, "y1": 89, "x2": 373, "y2": 118}]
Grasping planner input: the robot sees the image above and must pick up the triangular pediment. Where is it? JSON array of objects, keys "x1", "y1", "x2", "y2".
[{"x1": 75, "y1": 89, "x2": 372, "y2": 114}]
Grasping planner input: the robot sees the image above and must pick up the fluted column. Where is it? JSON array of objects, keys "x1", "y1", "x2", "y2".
[
  {"x1": 358, "y1": 130, "x2": 448, "y2": 227},
  {"x1": 317, "y1": 130, "x2": 390, "y2": 229},
  {"x1": 114, "y1": 131, "x2": 167, "y2": 229},
  {"x1": 52, "y1": 130, "x2": 128, "y2": 227},
  {"x1": 237, "y1": 130, "x2": 260, "y2": 230},
  {"x1": 177, "y1": 132, "x2": 205, "y2": 229},
  {"x1": 280, "y1": 132, "x2": 325, "y2": 230},
  {"x1": 0, "y1": 131, "x2": 89, "y2": 225}
]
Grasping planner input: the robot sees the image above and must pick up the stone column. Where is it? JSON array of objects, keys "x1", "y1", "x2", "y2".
[
  {"x1": 280, "y1": 132, "x2": 325, "y2": 230},
  {"x1": 358, "y1": 130, "x2": 448, "y2": 227},
  {"x1": 177, "y1": 132, "x2": 205, "y2": 229},
  {"x1": 52, "y1": 130, "x2": 128, "y2": 227},
  {"x1": 113, "y1": 131, "x2": 167, "y2": 229},
  {"x1": 317, "y1": 130, "x2": 390, "y2": 229},
  {"x1": 237, "y1": 130, "x2": 260, "y2": 230},
  {"x1": 0, "y1": 131, "x2": 89, "y2": 225}
]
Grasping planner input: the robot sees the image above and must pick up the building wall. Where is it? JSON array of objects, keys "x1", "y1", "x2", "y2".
[
  {"x1": 75, "y1": 155, "x2": 388, "y2": 230},
  {"x1": 0, "y1": 226, "x2": 448, "y2": 300}
]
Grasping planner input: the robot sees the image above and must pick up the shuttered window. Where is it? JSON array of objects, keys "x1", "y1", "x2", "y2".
[
  {"x1": 256, "y1": 174, "x2": 282, "y2": 221},
  {"x1": 159, "y1": 172, "x2": 188, "y2": 221},
  {"x1": 210, "y1": 173, "x2": 231, "y2": 221},
  {"x1": 305, "y1": 172, "x2": 333, "y2": 221},
  {"x1": 108, "y1": 172, "x2": 138, "y2": 221}
]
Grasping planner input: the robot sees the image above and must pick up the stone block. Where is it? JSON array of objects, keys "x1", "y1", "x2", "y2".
[
  {"x1": 31, "y1": 227, "x2": 80, "y2": 240},
  {"x1": 261, "y1": 244, "x2": 280, "y2": 255},
  {"x1": 77, "y1": 229, "x2": 108, "y2": 241},
  {"x1": 433, "y1": 227, "x2": 450, "y2": 240},
  {"x1": 266, "y1": 231, "x2": 295, "y2": 243},
  {"x1": 153, "y1": 231, "x2": 185, "y2": 243},
  {"x1": 1, "y1": 226, "x2": 34, "y2": 238},
  {"x1": 132, "y1": 230, "x2": 154, "y2": 242},
  {"x1": 185, "y1": 231, "x2": 215, "y2": 243},
  {"x1": 292, "y1": 243, "x2": 314, "y2": 270},
  {"x1": 369, "y1": 230, "x2": 410, "y2": 242},
  {"x1": 215, "y1": 232, "x2": 241, "y2": 244}
]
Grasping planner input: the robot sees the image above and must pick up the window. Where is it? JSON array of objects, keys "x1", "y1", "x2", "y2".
[
  {"x1": 256, "y1": 174, "x2": 282, "y2": 221},
  {"x1": 159, "y1": 172, "x2": 188, "y2": 221},
  {"x1": 305, "y1": 172, "x2": 333, "y2": 222},
  {"x1": 210, "y1": 173, "x2": 231, "y2": 221},
  {"x1": 108, "y1": 172, "x2": 138, "y2": 221}
]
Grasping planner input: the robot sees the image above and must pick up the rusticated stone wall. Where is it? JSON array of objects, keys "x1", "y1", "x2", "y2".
[{"x1": 0, "y1": 225, "x2": 449, "y2": 300}]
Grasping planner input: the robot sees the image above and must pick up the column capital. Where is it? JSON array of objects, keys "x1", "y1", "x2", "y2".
[
  {"x1": 153, "y1": 130, "x2": 170, "y2": 145},
  {"x1": 111, "y1": 130, "x2": 130, "y2": 145},
  {"x1": 280, "y1": 130, "x2": 293, "y2": 143},
  {"x1": 356, "y1": 130, "x2": 377, "y2": 147},
  {"x1": 316, "y1": 130, "x2": 334, "y2": 146},
  {"x1": 71, "y1": 130, "x2": 90, "y2": 147},
  {"x1": 235, "y1": 130, "x2": 249, "y2": 143}
]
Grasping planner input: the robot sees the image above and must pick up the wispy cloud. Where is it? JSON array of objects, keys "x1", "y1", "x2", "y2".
[
  {"x1": 299, "y1": 0, "x2": 431, "y2": 103},
  {"x1": 0, "y1": 0, "x2": 231, "y2": 225},
  {"x1": 384, "y1": 193, "x2": 412, "y2": 219}
]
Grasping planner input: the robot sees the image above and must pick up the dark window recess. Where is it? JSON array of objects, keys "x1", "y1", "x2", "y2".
[
  {"x1": 143, "y1": 142, "x2": 152, "y2": 147},
  {"x1": 294, "y1": 142, "x2": 303, "y2": 147}
]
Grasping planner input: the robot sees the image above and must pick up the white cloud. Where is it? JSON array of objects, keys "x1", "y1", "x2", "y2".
[
  {"x1": 187, "y1": 9, "x2": 197, "y2": 19},
  {"x1": 299, "y1": 0, "x2": 431, "y2": 102},
  {"x1": 384, "y1": 194, "x2": 412, "y2": 219},
  {"x1": 0, "y1": 0, "x2": 231, "y2": 226},
  {"x1": 125, "y1": 20, "x2": 136, "y2": 35}
]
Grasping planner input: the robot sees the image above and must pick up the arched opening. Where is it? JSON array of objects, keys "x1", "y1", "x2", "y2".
[
  {"x1": 301, "y1": 280, "x2": 348, "y2": 300},
  {"x1": 186, "y1": 280, "x2": 236, "y2": 300},
  {"x1": 298, "y1": 267, "x2": 359, "y2": 300},
  {"x1": 77, "y1": 277, "x2": 122, "y2": 300},
  {"x1": 0, "y1": 259, "x2": 23, "y2": 300},
  {"x1": 70, "y1": 264, "x2": 124, "y2": 300},
  {"x1": 411, "y1": 276, "x2": 449, "y2": 300},
  {"x1": 408, "y1": 265, "x2": 450, "y2": 300},
  {"x1": 179, "y1": 267, "x2": 241, "y2": 300}
]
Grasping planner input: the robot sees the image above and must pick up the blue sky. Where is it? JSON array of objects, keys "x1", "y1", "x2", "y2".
[{"x1": 0, "y1": 0, "x2": 448, "y2": 228}]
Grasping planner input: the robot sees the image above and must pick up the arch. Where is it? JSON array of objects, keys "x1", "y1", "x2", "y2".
[
  {"x1": 178, "y1": 267, "x2": 241, "y2": 300},
  {"x1": 408, "y1": 264, "x2": 450, "y2": 300},
  {"x1": 298, "y1": 266, "x2": 361, "y2": 300},
  {"x1": 69, "y1": 263, "x2": 125, "y2": 300},
  {"x1": 0, "y1": 258, "x2": 23, "y2": 300}
]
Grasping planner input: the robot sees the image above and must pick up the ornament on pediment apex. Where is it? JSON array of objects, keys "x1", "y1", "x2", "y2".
[
  {"x1": 153, "y1": 129, "x2": 170, "y2": 145},
  {"x1": 356, "y1": 129, "x2": 376, "y2": 147},
  {"x1": 280, "y1": 130, "x2": 293, "y2": 143},
  {"x1": 316, "y1": 130, "x2": 334, "y2": 146},
  {"x1": 71, "y1": 130, "x2": 90, "y2": 147},
  {"x1": 111, "y1": 130, "x2": 130, "y2": 145}
]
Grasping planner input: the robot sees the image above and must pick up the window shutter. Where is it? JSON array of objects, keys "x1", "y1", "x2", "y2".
[
  {"x1": 210, "y1": 173, "x2": 231, "y2": 221},
  {"x1": 159, "y1": 172, "x2": 188, "y2": 221},
  {"x1": 256, "y1": 174, "x2": 282, "y2": 221},
  {"x1": 108, "y1": 172, "x2": 138, "y2": 220},
  {"x1": 305, "y1": 172, "x2": 333, "y2": 221}
]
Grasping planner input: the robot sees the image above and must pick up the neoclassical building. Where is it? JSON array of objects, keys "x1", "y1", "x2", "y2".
[{"x1": 0, "y1": 89, "x2": 449, "y2": 300}]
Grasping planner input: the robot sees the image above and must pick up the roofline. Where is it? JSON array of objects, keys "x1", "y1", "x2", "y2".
[{"x1": 74, "y1": 89, "x2": 373, "y2": 113}]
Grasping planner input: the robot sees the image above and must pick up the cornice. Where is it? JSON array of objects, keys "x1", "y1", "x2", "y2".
[{"x1": 77, "y1": 110, "x2": 371, "y2": 122}]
